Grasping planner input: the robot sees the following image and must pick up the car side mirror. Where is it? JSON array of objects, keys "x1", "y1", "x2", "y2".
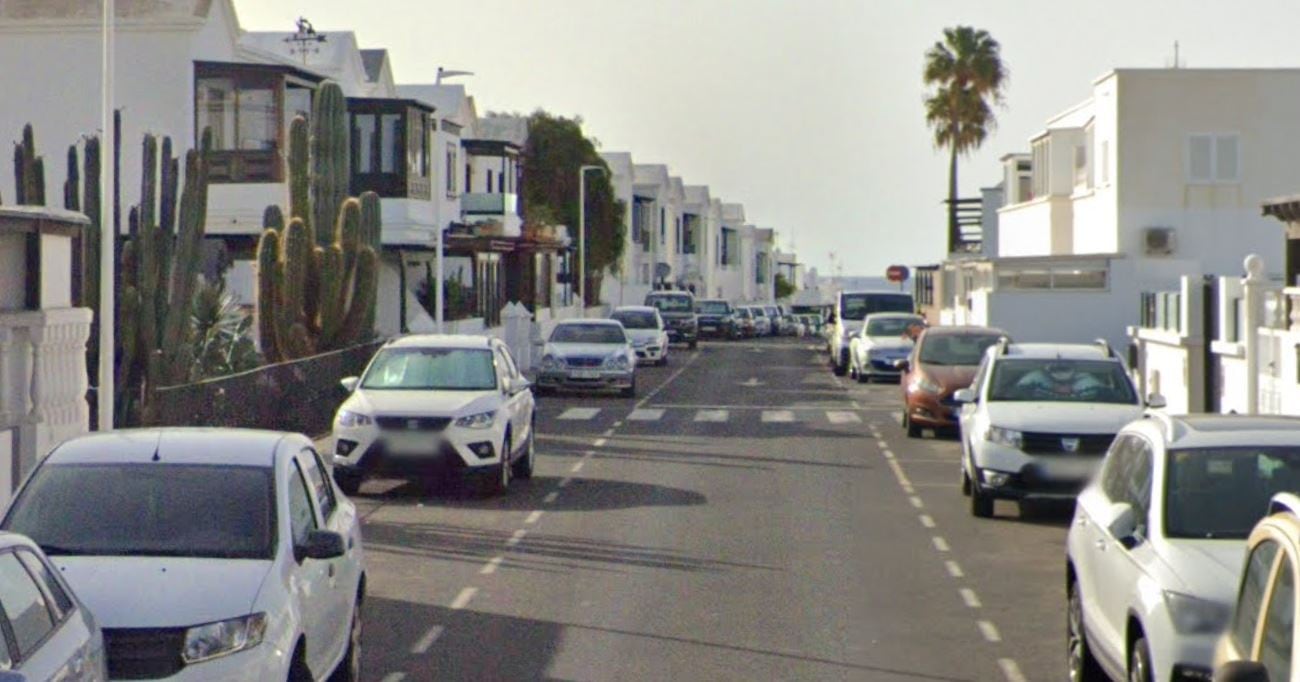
[
  {"x1": 1146, "y1": 393, "x2": 1167, "y2": 409},
  {"x1": 893, "y1": 359, "x2": 910, "y2": 371},
  {"x1": 340, "y1": 377, "x2": 359, "y2": 393},
  {"x1": 296, "y1": 529, "x2": 346, "y2": 563},
  {"x1": 1214, "y1": 661, "x2": 1270, "y2": 682},
  {"x1": 953, "y1": 388, "x2": 976, "y2": 404},
  {"x1": 1106, "y1": 502, "x2": 1142, "y2": 548},
  {"x1": 511, "y1": 377, "x2": 532, "y2": 395}
]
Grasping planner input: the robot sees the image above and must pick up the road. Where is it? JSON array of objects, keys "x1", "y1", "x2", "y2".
[{"x1": 348, "y1": 337, "x2": 1071, "y2": 681}]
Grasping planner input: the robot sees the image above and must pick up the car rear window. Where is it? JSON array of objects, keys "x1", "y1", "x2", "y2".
[
  {"x1": 551, "y1": 324, "x2": 627, "y2": 344},
  {"x1": 612, "y1": 311, "x2": 658, "y2": 329}
]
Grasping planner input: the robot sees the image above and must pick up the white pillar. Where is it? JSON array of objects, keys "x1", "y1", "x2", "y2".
[
  {"x1": 1244, "y1": 254, "x2": 1265, "y2": 415},
  {"x1": 98, "y1": 0, "x2": 116, "y2": 431}
]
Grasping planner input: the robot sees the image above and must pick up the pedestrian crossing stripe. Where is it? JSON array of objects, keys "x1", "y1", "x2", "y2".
[
  {"x1": 694, "y1": 409, "x2": 729, "y2": 422},
  {"x1": 628, "y1": 408, "x2": 665, "y2": 421},
  {"x1": 826, "y1": 411, "x2": 862, "y2": 424},
  {"x1": 558, "y1": 407, "x2": 601, "y2": 420},
  {"x1": 761, "y1": 410, "x2": 795, "y2": 423}
]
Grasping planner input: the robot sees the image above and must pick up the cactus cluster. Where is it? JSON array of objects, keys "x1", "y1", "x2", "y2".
[
  {"x1": 13, "y1": 124, "x2": 44, "y2": 206},
  {"x1": 116, "y1": 129, "x2": 212, "y2": 423},
  {"x1": 256, "y1": 81, "x2": 380, "y2": 362}
]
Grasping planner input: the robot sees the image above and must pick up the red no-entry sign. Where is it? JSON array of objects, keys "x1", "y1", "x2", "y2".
[{"x1": 886, "y1": 265, "x2": 910, "y2": 283}]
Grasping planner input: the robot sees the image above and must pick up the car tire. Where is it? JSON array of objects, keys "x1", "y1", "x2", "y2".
[
  {"x1": 689, "y1": 340, "x2": 698, "y2": 350},
  {"x1": 335, "y1": 471, "x2": 363, "y2": 497},
  {"x1": 1128, "y1": 635, "x2": 1153, "y2": 682},
  {"x1": 512, "y1": 428, "x2": 535, "y2": 480},
  {"x1": 856, "y1": 367, "x2": 870, "y2": 384},
  {"x1": 487, "y1": 437, "x2": 511, "y2": 496},
  {"x1": 960, "y1": 467, "x2": 972, "y2": 496},
  {"x1": 659, "y1": 356, "x2": 669, "y2": 367},
  {"x1": 621, "y1": 380, "x2": 637, "y2": 398},
  {"x1": 288, "y1": 645, "x2": 312, "y2": 682},
  {"x1": 834, "y1": 350, "x2": 849, "y2": 376},
  {"x1": 970, "y1": 480, "x2": 994, "y2": 518},
  {"x1": 1067, "y1": 578, "x2": 1104, "y2": 682},
  {"x1": 905, "y1": 414, "x2": 922, "y2": 438},
  {"x1": 329, "y1": 599, "x2": 363, "y2": 682}
]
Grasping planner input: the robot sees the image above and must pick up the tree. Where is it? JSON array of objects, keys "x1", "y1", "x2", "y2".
[
  {"x1": 923, "y1": 26, "x2": 1007, "y2": 253},
  {"x1": 774, "y1": 273, "x2": 796, "y2": 300},
  {"x1": 521, "y1": 111, "x2": 626, "y2": 305}
]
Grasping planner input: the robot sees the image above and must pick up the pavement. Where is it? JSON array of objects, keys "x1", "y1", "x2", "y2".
[{"x1": 341, "y1": 337, "x2": 1069, "y2": 681}]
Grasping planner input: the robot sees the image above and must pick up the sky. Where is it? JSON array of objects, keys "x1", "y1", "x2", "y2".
[{"x1": 237, "y1": 0, "x2": 1300, "y2": 278}]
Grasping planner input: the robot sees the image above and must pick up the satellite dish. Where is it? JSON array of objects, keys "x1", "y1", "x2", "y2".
[{"x1": 655, "y1": 263, "x2": 672, "y2": 280}]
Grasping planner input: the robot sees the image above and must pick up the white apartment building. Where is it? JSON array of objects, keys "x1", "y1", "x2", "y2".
[{"x1": 943, "y1": 68, "x2": 1297, "y2": 348}]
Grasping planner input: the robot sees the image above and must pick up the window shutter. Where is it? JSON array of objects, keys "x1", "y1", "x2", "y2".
[{"x1": 1188, "y1": 135, "x2": 1213, "y2": 183}]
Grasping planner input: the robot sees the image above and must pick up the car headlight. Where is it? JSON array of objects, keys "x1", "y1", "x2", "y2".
[
  {"x1": 454, "y1": 411, "x2": 497, "y2": 429},
  {"x1": 183, "y1": 613, "x2": 267, "y2": 664},
  {"x1": 1164, "y1": 591, "x2": 1231, "y2": 634},
  {"x1": 985, "y1": 426, "x2": 1023, "y2": 449},
  {"x1": 605, "y1": 354, "x2": 631, "y2": 369},
  {"x1": 336, "y1": 410, "x2": 372, "y2": 427},
  {"x1": 911, "y1": 377, "x2": 942, "y2": 394},
  {"x1": 541, "y1": 354, "x2": 560, "y2": 370}
]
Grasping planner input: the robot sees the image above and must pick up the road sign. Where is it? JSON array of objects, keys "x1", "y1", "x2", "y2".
[{"x1": 886, "y1": 265, "x2": 910, "y2": 283}]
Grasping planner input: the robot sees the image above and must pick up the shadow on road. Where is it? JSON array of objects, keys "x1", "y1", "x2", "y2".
[{"x1": 359, "y1": 475, "x2": 707, "y2": 512}]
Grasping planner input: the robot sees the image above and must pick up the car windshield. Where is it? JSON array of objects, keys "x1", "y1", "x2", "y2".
[
  {"x1": 920, "y1": 334, "x2": 1004, "y2": 366},
  {"x1": 841, "y1": 294, "x2": 913, "y2": 321},
  {"x1": 613, "y1": 311, "x2": 658, "y2": 329},
  {"x1": 697, "y1": 301, "x2": 730, "y2": 314},
  {"x1": 867, "y1": 317, "x2": 922, "y2": 337},
  {"x1": 1165, "y1": 447, "x2": 1300, "y2": 539},
  {"x1": 3, "y1": 464, "x2": 274, "y2": 559},
  {"x1": 551, "y1": 324, "x2": 627, "y2": 344},
  {"x1": 736, "y1": 309, "x2": 752, "y2": 319},
  {"x1": 648, "y1": 296, "x2": 693, "y2": 313},
  {"x1": 752, "y1": 308, "x2": 767, "y2": 318},
  {"x1": 987, "y1": 359, "x2": 1137, "y2": 404},
  {"x1": 362, "y1": 348, "x2": 497, "y2": 391}
]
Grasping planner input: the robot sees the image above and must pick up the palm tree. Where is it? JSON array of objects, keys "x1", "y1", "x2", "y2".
[{"x1": 924, "y1": 26, "x2": 1007, "y2": 253}]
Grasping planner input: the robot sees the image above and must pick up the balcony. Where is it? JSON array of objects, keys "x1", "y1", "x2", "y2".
[
  {"x1": 997, "y1": 196, "x2": 1073, "y2": 257},
  {"x1": 462, "y1": 192, "x2": 518, "y2": 216}
]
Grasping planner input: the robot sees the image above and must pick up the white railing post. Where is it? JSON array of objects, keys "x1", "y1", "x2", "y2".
[{"x1": 1244, "y1": 254, "x2": 1266, "y2": 415}]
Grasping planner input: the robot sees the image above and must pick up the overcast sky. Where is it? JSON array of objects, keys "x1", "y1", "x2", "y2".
[{"x1": 238, "y1": 0, "x2": 1300, "y2": 278}]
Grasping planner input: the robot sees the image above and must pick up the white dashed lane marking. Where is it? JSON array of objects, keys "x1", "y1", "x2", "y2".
[
  {"x1": 570, "y1": 461, "x2": 585, "y2": 473},
  {"x1": 381, "y1": 674, "x2": 407, "y2": 682},
  {"x1": 558, "y1": 477, "x2": 573, "y2": 488},
  {"x1": 919, "y1": 514, "x2": 936, "y2": 528},
  {"x1": 525, "y1": 511, "x2": 543, "y2": 525},
  {"x1": 932, "y1": 537, "x2": 950, "y2": 552},
  {"x1": 761, "y1": 410, "x2": 795, "y2": 423},
  {"x1": 960, "y1": 588, "x2": 982, "y2": 609},
  {"x1": 543, "y1": 492, "x2": 559, "y2": 504},
  {"x1": 999, "y1": 659, "x2": 1027, "y2": 682},
  {"x1": 627, "y1": 408, "x2": 665, "y2": 421},
  {"x1": 506, "y1": 529, "x2": 527, "y2": 547},
  {"x1": 450, "y1": 588, "x2": 478, "y2": 610},
  {"x1": 410, "y1": 625, "x2": 445, "y2": 654},
  {"x1": 977, "y1": 620, "x2": 1001, "y2": 643},
  {"x1": 909, "y1": 496, "x2": 924, "y2": 509},
  {"x1": 479, "y1": 556, "x2": 504, "y2": 575},
  {"x1": 593, "y1": 438, "x2": 608, "y2": 447},
  {"x1": 694, "y1": 409, "x2": 729, "y2": 423},
  {"x1": 558, "y1": 407, "x2": 600, "y2": 420},
  {"x1": 945, "y1": 560, "x2": 964, "y2": 578}
]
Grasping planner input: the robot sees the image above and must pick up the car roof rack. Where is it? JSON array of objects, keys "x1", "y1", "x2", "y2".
[
  {"x1": 1095, "y1": 338, "x2": 1117, "y2": 359},
  {"x1": 1270, "y1": 493, "x2": 1300, "y2": 518},
  {"x1": 996, "y1": 337, "x2": 1012, "y2": 356}
]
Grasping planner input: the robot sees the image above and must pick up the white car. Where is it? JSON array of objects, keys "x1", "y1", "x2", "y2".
[
  {"x1": 956, "y1": 341, "x2": 1149, "y2": 518},
  {"x1": 537, "y1": 319, "x2": 637, "y2": 397},
  {"x1": 611, "y1": 306, "x2": 670, "y2": 366},
  {"x1": 747, "y1": 307, "x2": 773, "y2": 337},
  {"x1": 1067, "y1": 414, "x2": 1300, "y2": 682},
  {"x1": 848, "y1": 313, "x2": 924, "y2": 383},
  {"x1": 827, "y1": 290, "x2": 915, "y2": 376},
  {"x1": 1, "y1": 428, "x2": 365, "y2": 681},
  {"x1": 331, "y1": 335, "x2": 536, "y2": 495}
]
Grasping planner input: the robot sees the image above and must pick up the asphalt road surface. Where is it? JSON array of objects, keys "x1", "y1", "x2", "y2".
[{"x1": 346, "y1": 337, "x2": 1070, "y2": 681}]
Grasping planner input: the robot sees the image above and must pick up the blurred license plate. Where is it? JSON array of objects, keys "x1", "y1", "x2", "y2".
[
  {"x1": 572, "y1": 370, "x2": 601, "y2": 379},
  {"x1": 386, "y1": 432, "x2": 435, "y2": 456},
  {"x1": 1041, "y1": 458, "x2": 1099, "y2": 480}
]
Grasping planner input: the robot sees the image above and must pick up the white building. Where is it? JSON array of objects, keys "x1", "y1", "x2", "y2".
[{"x1": 943, "y1": 68, "x2": 1298, "y2": 348}]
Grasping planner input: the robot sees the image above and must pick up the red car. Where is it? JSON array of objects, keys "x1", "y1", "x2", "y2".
[{"x1": 898, "y1": 326, "x2": 1008, "y2": 437}]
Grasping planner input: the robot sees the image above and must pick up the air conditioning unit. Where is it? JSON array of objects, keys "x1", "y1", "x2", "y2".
[{"x1": 1144, "y1": 227, "x2": 1176, "y2": 256}]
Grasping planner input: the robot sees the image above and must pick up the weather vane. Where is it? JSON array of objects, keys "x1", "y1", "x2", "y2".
[{"x1": 285, "y1": 17, "x2": 327, "y2": 65}]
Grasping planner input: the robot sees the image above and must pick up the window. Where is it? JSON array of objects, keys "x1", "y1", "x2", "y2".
[
  {"x1": 447, "y1": 143, "x2": 458, "y2": 197},
  {"x1": 1234, "y1": 541, "x2": 1280, "y2": 653},
  {"x1": 362, "y1": 349, "x2": 498, "y2": 391},
  {"x1": 1073, "y1": 145, "x2": 1088, "y2": 188},
  {"x1": 288, "y1": 462, "x2": 318, "y2": 548},
  {"x1": 0, "y1": 552, "x2": 54, "y2": 659},
  {"x1": 15, "y1": 551, "x2": 71, "y2": 618},
  {"x1": 300, "y1": 451, "x2": 337, "y2": 522},
  {"x1": 997, "y1": 267, "x2": 1107, "y2": 291},
  {"x1": 194, "y1": 63, "x2": 309, "y2": 184},
  {"x1": 659, "y1": 208, "x2": 666, "y2": 246},
  {"x1": 485, "y1": 169, "x2": 493, "y2": 193},
  {"x1": 1188, "y1": 133, "x2": 1240, "y2": 184},
  {"x1": 1261, "y1": 557, "x2": 1295, "y2": 681},
  {"x1": 1031, "y1": 138, "x2": 1050, "y2": 198},
  {"x1": 354, "y1": 114, "x2": 377, "y2": 173},
  {"x1": 987, "y1": 358, "x2": 1138, "y2": 405},
  {"x1": 1166, "y1": 448, "x2": 1300, "y2": 539}
]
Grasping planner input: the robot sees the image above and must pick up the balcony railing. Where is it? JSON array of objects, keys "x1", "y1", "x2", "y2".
[{"x1": 462, "y1": 192, "x2": 518, "y2": 216}]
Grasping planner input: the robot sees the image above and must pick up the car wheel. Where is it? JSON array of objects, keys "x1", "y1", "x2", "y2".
[
  {"x1": 833, "y1": 351, "x2": 848, "y2": 376},
  {"x1": 970, "y1": 479, "x2": 994, "y2": 518},
  {"x1": 856, "y1": 366, "x2": 870, "y2": 384},
  {"x1": 335, "y1": 470, "x2": 362, "y2": 497},
  {"x1": 488, "y1": 437, "x2": 511, "y2": 496},
  {"x1": 1067, "y1": 578, "x2": 1104, "y2": 682},
  {"x1": 1128, "y1": 635, "x2": 1153, "y2": 682},
  {"x1": 689, "y1": 340, "x2": 698, "y2": 350},
  {"x1": 905, "y1": 413, "x2": 922, "y2": 438},
  {"x1": 288, "y1": 645, "x2": 311, "y2": 682},
  {"x1": 960, "y1": 467, "x2": 972, "y2": 496},
  {"x1": 621, "y1": 379, "x2": 637, "y2": 398},
  {"x1": 512, "y1": 428, "x2": 535, "y2": 479},
  {"x1": 329, "y1": 599, "x2": 362, "y2": 682}
]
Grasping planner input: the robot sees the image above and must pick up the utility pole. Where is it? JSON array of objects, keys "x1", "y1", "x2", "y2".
[{"x1": 98, "y1": 0, "x2": 115, "y2": 431}]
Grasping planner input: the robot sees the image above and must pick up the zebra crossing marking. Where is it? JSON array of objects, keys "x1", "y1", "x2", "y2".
[
  {"x1": 762, "y1": 410, "x2": 795, "y2": 423},
  {"x1": 627, "y1": 408, "x2": 665, "y2": 421},
  {"x1": 694, "y1": 409, "x2": 729, "y2": 423},
  {"x1": 558, "y1": 408, "x2": 600, "y2": 420}
]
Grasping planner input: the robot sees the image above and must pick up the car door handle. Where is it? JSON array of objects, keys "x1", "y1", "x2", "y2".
[
  {"x1": 328, "y1": 562, "x2": 336, "y2": 578},
  {"x1": 1076, "y1": 517, "x2": 1089, "y2": 527},
  {"x1": 1094, "y1": 539, "x2": 1107, "y2": 551}
]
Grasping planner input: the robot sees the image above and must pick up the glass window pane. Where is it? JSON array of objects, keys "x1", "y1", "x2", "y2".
[
  {"x1": 285, "y1": 86, "x2": 311, "y2": 131},
  {"x1": 0, "y1": 553, "x2": 54, "y2": 658},
  {"x1": 354, "y1": 114, "x2": 376, "y2": 174},
  {"x1": 15, "y1": 551, "x2": 71, "y2": 618},
  {"x1": 300, "y1": 453, "x2": 336, "y2": 521},
  {"x1": 381, "y1": 114, "x2": 401, "y2": 174},
  {"x1": 1051, "y1": 269, "x2": 1107, "y2": 290},
  {"x1": 1234, "y1": 541, "x2": 1280, "y2": 652},
  {"x1": 237, "y1": 87, "x2": 276, "y2": 151},
  {"x1": 197, "y1": 78, "x2": 236, "y2": 151},
  {"x1": 1262, "y1": 559, "x2": 1294, "y2": 682},
  {"x1": 1216, "y1": 135, "x2": 1239, "y2": 182},
  {"x1": 1189, "y1": 135, "x2": 1213, "y2": 182},
  {"x1": 288, "y1": 464, "x2": 317, "y2": 547}
]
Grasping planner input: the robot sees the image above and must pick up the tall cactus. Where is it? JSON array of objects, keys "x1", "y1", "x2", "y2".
[
  {"x1": 255, "y1": 80, "x2": 380, "y2": 362},
  {"x1": 14, "y1": 124, "x2": 44, "y2": 206},
  {"x1": 63, "y1": 145, "x2": 79, "y2": 211}
]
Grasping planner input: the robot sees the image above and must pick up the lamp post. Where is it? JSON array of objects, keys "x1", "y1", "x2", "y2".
[
  {"x1": 578, "y1": 164, "x2": 605, "y2": 316},
  {"x1": 98, "y1": 0, "x2": 115, "y2": 430}
]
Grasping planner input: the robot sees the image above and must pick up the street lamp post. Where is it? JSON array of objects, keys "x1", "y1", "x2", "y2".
[
  {"x1": 578, "y1": 164, "x2": 605, "y2": 316},
  {"x1": 98, "y1": 0, "x2": 115, "y2": 430}
]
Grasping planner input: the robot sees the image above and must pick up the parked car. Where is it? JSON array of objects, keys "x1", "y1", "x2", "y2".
[
  {"x1": 848, "y1": 313, "x2": 926, "y2": 383},
  {"x1": 1068, "y1": 415, "x2": 1300, "y2": 682},
  {"x1": 1, "y1": 428, "x2": 366, "y2": 681},
  {"x1": 331, "y1": 335, "x2": 536, "y2": 495},
  {"x1": 733, "y1": 307, "x2": 757, "y2": 338},
  {"x1": 538, "y1": 319, "x2": 637, "y2": 397},
  {"x1": 763, "y1": 306, "x2": 783, "y2": 336},
  {"x1": 802, "y1": 315, "x2": 823, "y2": 338},
  {"x1": 956, "y1": 341, "x2": 1150, "y2": 518},
  {"x1": 780, "y1": 314, "x2": 804, "y2": 336},
  {"x1": 897, "y1": 326, "x2": 1008, "y2": 437},
  {"x1": 828, "y1": 290, "x2": 914, "y2": 376},
  {"x1": 1213, "y1": 491, "x2": 1300, "y2": 682},
  {"x1": 645, "y1": 290, "x2": 698, "y2": 349},
  {"x1": 0, "y1": 533, "x2": 107, "y2": 680},
  {"x1": 695, "y1": 299, "x2": 738, "y2": 339},
  {"x1": 612, "y1": 306, "x2": 670, "y2": 366},
  {"x1": 746, "y1": 306, "x2": 773, "y2": 337}
]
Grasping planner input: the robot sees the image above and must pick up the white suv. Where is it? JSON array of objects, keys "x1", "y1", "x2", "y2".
[
  {"x1": 331, "y1": 335, "x2": 537, "y2": 495},
  {"x1": 1067, "y1": 415, "x2": 1300, "y2": 682},
  {"x1": 956, "y1": 341, "x2": 1148, "y2": 518}
]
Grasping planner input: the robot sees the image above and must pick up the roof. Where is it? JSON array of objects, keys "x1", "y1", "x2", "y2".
[
  {"x1": 385, "y1": 334, "x2": 496, "y2": 349},
  {"x1": 397, "y1": 84, "x2": 473, "y2": 125},
  {"x1": 0, "y1": 0, "x2": 214, "y2": 19},
  {"x1": 360, "y1": 49, "x2": 387, "y2": 83},
  {"x1": 48, "y1": 428, "x2": 295, "y2": 467},
  {"x1": 475, "y1": 115, "x2": 528, "y2": 147},
  {"x1": 1000, "y1": 343, "x2": 1114, "y2": 360},
  {"x1": 1151, "y1": 415, "x2": 1300, "y2": 449},
  {"x1": 555, "y1": 318, "x2": 622, "y2": 327}
]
